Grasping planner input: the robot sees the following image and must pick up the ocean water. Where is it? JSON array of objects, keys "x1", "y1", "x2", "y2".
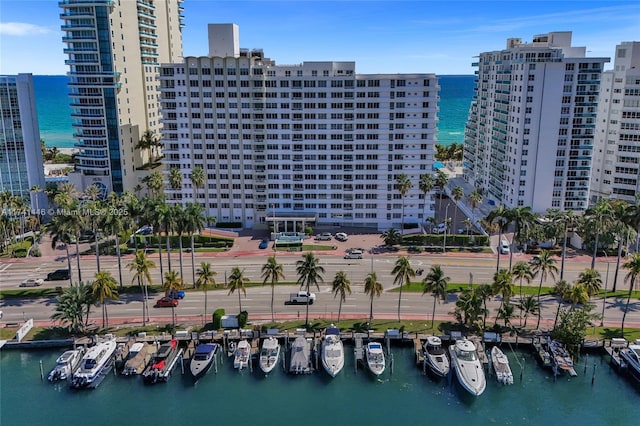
[
  {"x1": 32, "y1": 75, "x2": 475, "y2": 149},
  {"x1": 1, "y1": 345, "x2": 638, "y2": 426}
]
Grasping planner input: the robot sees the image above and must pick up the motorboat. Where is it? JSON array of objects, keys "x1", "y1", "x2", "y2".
[
  {"x1": 546, "y1": 337, "x2": 577, "y2": 377},
  {"x1": 233, "y1": 340, "x2": 251, "y2": 370},
  {"x1": 289, "y1": 336, "x2": 313, "y2": 374},
  {"x1": 142, "y1": 339, "x2": 182, "y2": 384},
  {"x1": 190, "y1": 343, "x2": 219, "y2": 382},
  {"x1": 423, "y1": 336, "x2": 450, "y2": 377},
  {"x1": 71, "y1": 339, "x2": 117, "y2": 389},
  {"x1": 449, "y1": 338, "x2": 486, "y2": 396},
  {"x1": 321, "y1": 327, "x2": 344, "y2": 377},
  {"x1": 122, "y1": 342, "x2": 154, "y2": 376},
  {"x1": 259, "y1": 337, "x2": 281, "y2": 375},
  {"x1": 48, "y1": 347, "x2": 84, "y2": 382},
  {"x1": 619, "y1": 340, "x2": 640, "y2": 384},
  {"x1": 365, "y1": 342, "x2": 385, "y2": 376},
  {"x1": 491, "y1": 346, "x2": 514, "y2": 385}
]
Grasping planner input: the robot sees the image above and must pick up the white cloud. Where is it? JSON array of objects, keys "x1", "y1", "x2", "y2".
[{"x1": 0, "y1": 22, "x2": 51, "y2": 36}]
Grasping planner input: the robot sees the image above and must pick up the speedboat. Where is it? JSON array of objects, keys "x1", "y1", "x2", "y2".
[
  {"x1": 122, "y1": 342, "x2": 153, "y2": 376},
  {"x1": 619, "y1": 340, "x2": 640, "y2": 384},
  {"x1": 547, "y1": 337, "x2": 577, "y2": 377},
  {"x1": 289, "y1": 336, "x2": 313, "y2": 374},
  {"x1": 321, "y1": 327, "x2": 344, "y2": 377},
  {"x1": 233, "y1": 340, "x2": 251, "y2": 370},
  {"x1": 48, "y1": 347, "x2": 84, "y2": 381},
  {"x1": 491, "y1": 346, "x2": 514, "y2": 385},
  {"x1": 259, "y1": 337, "x2": 281, "y2": 375},
  {"x1": 190, "y1": 343, "x2": 219, "y2": 382},
  {"x1": 142, "y1": 339, "x2": 182, "y2": 384},
  {"x1": 365, "y1": 342, "x2": 385, "y2": 376},
  {"x1": 71, "y1": 339, "x2": 117, "y2": 389},
  {"x1": 423, "y1": 336, "x2": 450, "y2": 377},
  {"x1": 449, "y1": 338, "x2": 486, "y2": 396}
]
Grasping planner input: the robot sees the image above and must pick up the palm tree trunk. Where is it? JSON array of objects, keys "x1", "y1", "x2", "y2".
[
  {"x1": 432, "y1": 296, "x2": 437, "y2": 329},
  {"x1": 613, "y1": 239, "x2": 623, "y2": 292},
  {"x1": 621, "y1": 277, "x2": 635, "y2": 335},
  {"x1": 305, "y1": 283, "x2": 311, "y2": 328},
  {"x1": 102, "y1": 303, "x2": 106, "y2": 328},
  {"x1": 560, "y1": 224, "x2": 568, "y2": 280},
  {"x1": 178, "y1": 234, "x2": 184, "y2": 281},
  {"x1": 591, "y1": 234, "x2": 599, "y2": 269},
  {"x1": 190, "y1": 234, "x2": 196, "y2": 288},
  {"x1": 238, "y1": 289, "x2": 242, "y2": 313},
  {"x1": 535, "y1": 276, "x2": 544, "y2": 329},
  {"x1": 553, "y1": 299, "x2": 562, "y2": 328},
  {"x1": 94, "y1": 232, "x2": 101, "y2": 272},
  {"x1": 271, "y1": 281, "x2": 275, "y2": 323},
  {"x1": 157, "y1": 233, "x2": 164, "y2": 279},
  {"x1": 115, "y1": 235, "x2": 123, "y2": 289},
  {"x1": 496, "y1": 229, "x2": 502, "y2": 273},
  {"x1": 138, "y1": 276, "x2": 146, "y2": 326},
  {"x1": 105, "y1": 302, "x2": 109, "y2": 328},
  {"x1": 75, "y1": 239, "x2": 82, "y2": 282},
  {"x1": 65, "y1": 245, "x2": 73, "y2": 285},
  {"x1": 338, "y1": 298, "x2": 343, "y2": 323},
  {"x1": 398, "y1": 284, "x2": 403, "y2": 322},
  {"x1": 166, "y1": 232, "x2": 172, "y2": 272},
  {"x1": 369, "y1": 295, "x2": 374, "y2": 324}
]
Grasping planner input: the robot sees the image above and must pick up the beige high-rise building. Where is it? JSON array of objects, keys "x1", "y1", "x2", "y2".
[
  {"x1": 590, "y1": 41, "x2": 640, "y2": 204},
  {"x1": 60, "y1": 0, "x2": 184, "y2": 194}
]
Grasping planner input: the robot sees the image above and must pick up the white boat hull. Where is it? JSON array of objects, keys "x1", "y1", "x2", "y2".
[
  {"x1": 48, "y1": 348, "x2": 83, "y2": 382},
  {"x1": 365, "y1": 342, "x2": 385, "y2": 376},
  {"x1": 259, "y1": 338, "x2": 281, "y2": 375},
  {"x1": 321, "y1": 334, "x2": 344, "y2": 378},
  {"x1": 449, "y1": 339, "x2": 486, "y2": 396},
  {"x1": 71, "y1": 340, "x2": 117, "y2": 389},
  {"x1": 233, "y1": 340, "x2": 251, "y2": 370},
  {"x1": 491, "y1": 346, "x2": 514, "y2": 385}
]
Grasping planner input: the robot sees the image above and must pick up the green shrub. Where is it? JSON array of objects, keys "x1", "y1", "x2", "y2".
[
  {"x1": 212, "y1": 308, "x2": 225, "y2": 329},
  {"x1": 238, "y1": 311, "x2": 248, "y2": 328}
]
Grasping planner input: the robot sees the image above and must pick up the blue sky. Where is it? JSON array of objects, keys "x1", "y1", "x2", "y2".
[{"x1": 1, "y1": 0, "x2": 638, "y2": 75}]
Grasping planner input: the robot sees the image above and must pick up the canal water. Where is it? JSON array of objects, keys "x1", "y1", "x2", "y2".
[{"x1": 1, "y1": 345, "x2": 638, "y2": 425}]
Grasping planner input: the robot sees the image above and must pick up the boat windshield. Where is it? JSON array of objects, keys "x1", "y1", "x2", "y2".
[{"x1": 456, "y1": 348, "x2": 478, "y2": 362}]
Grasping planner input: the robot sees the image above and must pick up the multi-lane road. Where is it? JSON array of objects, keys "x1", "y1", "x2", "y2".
[{"x1": 1, "y1": 249, "x2": 637, "y2": 329}]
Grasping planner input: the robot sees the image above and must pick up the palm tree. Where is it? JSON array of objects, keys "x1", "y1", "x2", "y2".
[
  {"x1": 184, "y1": 202, "x2": 206, "y2": 287},
  {"x1": 364, "y1": 272, "x2": 383, "y2": 325},
  {"x1": 487, "y1": 205, "x2": 511, "y2": 272},
  {"x1": 576, "y1": 268, "x2": 602, "y2": 298},
  {"x1": 331, "y1": 271, "x2": 352, "y2": 323},
  {"x1": 454, "y1": 287, "x2": 484, "y2": 327},
  {"x1": 172, "y1": 204, "x2": 186, "y2": 280},
  {"x1": 162, "y1": 270, "x2": 184, "y2": 327},
  {"x1": 380, "y1": 228, "x2": 401, "y2": 246},
  {"x1": 492, "y1": 268, "x2": 514, "y2": 314},
  {"x1": 144, "y1": 170, "x2": 164, "y2": 198},
  {"x1": 195, "y1": 262, "x2": 217, "y2": 324},
  {"x1": 511, "y1": 261, "x2": 533, "y2": 304},
  {"x1": 462, "y1": 217, "x2": 473, "y2": 235},
  {"x1": 507, "y1": 206, "x2": 536, "y2": 269},
  {"x1": 261, "y1": 255, "x2": 285, "y2": 323},
  {"x1": 51, "y1": 282, "x2": 92, "y2": 333},
  {"x1": 296, "y1": 252, "x2": 325, "y2": 328},
  {"x1": 101, "y1": 194, "x2": 125, "y2": 288},
  {"x1": 143, "y1": 197, "x2": 165, "y2": 279},
  {"x1": 191, "y1": 166, "x2": 205, "y2": 201},
  {"x1": 422, "y1": 265, "x2": 449, "y2": 328},
  {"x1": 548, "y1": 209, "x2": 579, "y2": 280},
  {"x1": 391, "y1": 256, "x2": 415, "y2": 322},
  {"x1": 583, "y1": 198, "x2": 614, "y2": 269},
  {"x1": 530, "y1": 249, "x2": 558, "y2": 329},
  {"x1": 83, "y1": 184, "x2": 103, "y2": 272},
  {"x1": 396, "y1": 173, "x2": 412, "y2": 235},
  {"x1": 611, "y1": 200, "x2": 631, "y2": 293},
  {"x1": 227, "y1": 267, "x2": 248, "y2": 313},
  {"x1": 169, "y1": 167, "x2": 183, "y2": 194},
  {"x1": 497, "y1": 303, "x2": 516, "y2": 328},
  {"x1": 47, "y1": 215, "x2": 74, "y2": 284},
  {"x1": 467, "y1": 189, "x2": 483, "y2": 223},
  {"x1": 621, "y1": 253, "x2": 640, "y2": 335},
  {"x1": 156, "y1": 201, "x2": 175, "y2": 272},
  {"x1": 418, "y1": 173, "x2": 435, "y2": 224},
  {"x1": 137, "y1": 130, "x2": 158, "y2": 163},
  {"x1": 476, "y1": 284, "x2": 493, "y2": 331},
  {"x1": 128, "y1": 250, "x2": 156, "y2": 326},
  {"x1": 565, "y1": 284, "x2": 589, "y2": 309},
  {"x1": 517, "y1": 295, "x2": 540, "y2": 328},
  {"x1": 91, "y1": 271, "x2": 119, "y2": 328},
  {"x1": 451, "y1": 185, "x2": 464, "y2": 230}
]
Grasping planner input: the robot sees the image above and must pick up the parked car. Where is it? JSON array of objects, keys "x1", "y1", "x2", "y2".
[
  {"x1": 499, "y1": 239, "x2": 511, "y2": 255},
  {"x1": 155, "y1": 297, "x2": 178, "y2": 308},
  {"x1": 20, "y1": 278, "x2": 44, "y2": 287},
  {"x1": 335, "y1": 232, "x2": 348, "y2": 241},
  {"x1": 344, "y1": 249, "x2": 363, "y2": 259},
  {"x1": 135, "y1": 225, "x2": 153, "y2": 235},
  {"x1": 315, "y1": 232, "x2": 333, "y2": 241},
  {"x1": 433, "y1": 223, "x2": 448, "y2": 234},
  {"x1": 168, "y1": 290, "x2": 185, "y2": 299},
  {"x1": 259, "y1": 238, "x2": 269, "y2": 249},
  {"x1": 46, "y1": 269, "x2": 70, "y2": 281}
]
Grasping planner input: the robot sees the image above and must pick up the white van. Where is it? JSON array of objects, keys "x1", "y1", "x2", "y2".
[
  {"x1": 499, "y1": 240, "x2": 510, "y2": 255},
  {"x1": 344, "y1": 249, "x2": 363, "y2": 259}
]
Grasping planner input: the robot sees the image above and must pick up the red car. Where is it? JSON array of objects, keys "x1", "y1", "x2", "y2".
[{"x1": 155, "y1": 296, "x2": 178, "y2": 308}]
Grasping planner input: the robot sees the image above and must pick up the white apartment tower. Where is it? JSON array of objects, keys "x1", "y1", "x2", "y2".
[
  {"x1": 463, "y1": 32, "x2": 609, "y2": 212},
  {"x1": 0, "y1": 74, "x2": 46, "y2": 210},
  {"x1": 590, "y1": 41, "x2": 640, "y2": 204},
  {"x1": 159, "y1": 24, "x2": 439, "y2": 231},
  {"x1": 60, "y1": 0, "x2": 183, "y2": 194}
]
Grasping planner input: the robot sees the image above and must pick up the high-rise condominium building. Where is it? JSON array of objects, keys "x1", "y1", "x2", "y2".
[
  {"x1": 0, "y1": 74, "x2": 46, "y2": 210},
  {"x1": 463, "y1": 32, "x2": 609, "y2": 213},
  {"x1": 159, "y1": 24, "x2": 439, "y2": 231},
  {"x1": 60, "y1": 0, "x2": 183, "y2": 195},
  {"x1": 590, "y1": 41, "x2": 640, "y2": 204}
]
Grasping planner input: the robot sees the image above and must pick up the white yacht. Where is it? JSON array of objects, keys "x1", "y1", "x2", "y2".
[
  {"x1": 619, "y1": 340, "x2": 640, "y2": 384},
  {"x1": 449, "y1": 338, "x2": 486, "y2": 396},
  {"x1": 190, "y1": 343, "x2": 219, "y2": 382},
  {"x1": 491, "y1": 346, "x2": 514, "y2": 385},
  {"x1": 259, "y1": 337, "x2": 281, "y2": 375},
  {"x1": 365, "y1": 342, "x2": 385, "y2": 376},
  {"x1": 48, "y1": 347, "x2": 84, "y2": 382},
  {"x1": 233, "y1": 340, "x2": 251, "y2": 370},
  {"x1": 321, "y1": 327, "x2": 344, "y2": 377},
  {"x1": 423, "y1": 336, "x2": 450, "y2": 378},
  {"x1": 71, "y1": 339, "x2": 117, "y2": 389}
]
